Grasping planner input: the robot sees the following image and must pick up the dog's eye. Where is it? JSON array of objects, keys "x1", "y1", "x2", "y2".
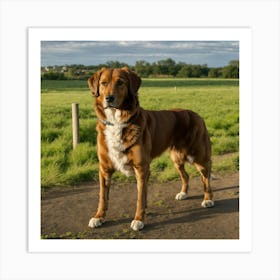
[
  {"x1": 117, "y1": 80, "x2": 124, "y2": 86},
  {"x1": 101, "y1": 81, "x2": 107, "y2": 86}
]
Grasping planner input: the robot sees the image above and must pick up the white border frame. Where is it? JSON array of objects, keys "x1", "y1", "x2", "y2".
[
  {"x1": 28, "y1": 27, "x2": 252, "y2": 253},
  {"x1": 1, "y1": 1, "x2": 279, "y2": 279}
]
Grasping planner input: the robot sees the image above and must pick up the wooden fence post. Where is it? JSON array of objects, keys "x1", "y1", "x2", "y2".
[{"x1": 72, "y1": 103, "x2": 80, "y2": 149}]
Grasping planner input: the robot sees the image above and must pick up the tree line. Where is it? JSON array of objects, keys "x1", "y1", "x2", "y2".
[{"x1": 41, "y1": 59, "x2": 239, "y2": 80}]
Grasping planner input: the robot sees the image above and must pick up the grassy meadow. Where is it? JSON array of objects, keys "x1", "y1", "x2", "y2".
[{"x1": 41, "y1": 78, "x2": 239, "y2": 187}]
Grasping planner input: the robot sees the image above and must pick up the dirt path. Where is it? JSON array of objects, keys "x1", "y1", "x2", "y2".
[{"x1": 41, "y1": 172, "x2": 239, "y2": 239}]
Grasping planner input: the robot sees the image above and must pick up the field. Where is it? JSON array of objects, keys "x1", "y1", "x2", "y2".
[{"x1": 41, "y1": 78, "x2": 239, "y2": 188}]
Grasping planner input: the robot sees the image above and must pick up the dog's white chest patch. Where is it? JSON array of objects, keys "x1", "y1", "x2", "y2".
[{"x1": 104, "y1": 110, "x2": 133, "y2": 177}]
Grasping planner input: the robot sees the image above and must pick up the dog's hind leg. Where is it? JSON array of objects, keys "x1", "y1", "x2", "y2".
[
  {"x1": 170, "y1": 149, "x2": 189, "y2": 200},
  {"x1": 194, "y1": 161, "x2": 214, "y2": 208}
]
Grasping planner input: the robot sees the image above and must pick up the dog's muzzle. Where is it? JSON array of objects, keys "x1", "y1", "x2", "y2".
[
  {"x1": 105, "y1": 95, "x2": 118, "y2": 109},
  {"x1": 105, "y1": 95, "x2": 115, "y2": 103}
]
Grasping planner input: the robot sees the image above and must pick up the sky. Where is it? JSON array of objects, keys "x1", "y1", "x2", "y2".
[{"x1": 41, "y1": 41, "x2": 239, "y2": 67}]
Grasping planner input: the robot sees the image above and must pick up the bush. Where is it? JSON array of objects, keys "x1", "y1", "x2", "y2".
[{"x1": 41, "y1": 72, "x2": 67, "y2": 80}]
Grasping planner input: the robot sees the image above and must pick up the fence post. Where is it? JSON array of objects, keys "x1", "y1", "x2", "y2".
[{"x1": 72, "y1": 103, "x2": 80, "y2": 149}]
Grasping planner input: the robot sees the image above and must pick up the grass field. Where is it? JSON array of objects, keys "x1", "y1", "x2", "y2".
[{"x1": 41, "y1": 79, "x2": 239, "y2": 187}]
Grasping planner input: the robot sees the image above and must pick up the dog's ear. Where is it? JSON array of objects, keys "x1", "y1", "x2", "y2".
[
  {"x1": 88, "y1": 67, "x2": 106, "y2": 97},
  {"x1": 122, "y1": 67, "x2": 141, "y2": 95}
]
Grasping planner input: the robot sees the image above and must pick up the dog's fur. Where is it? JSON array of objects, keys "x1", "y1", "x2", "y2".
[{"x1": 87, "y1": 67, "x2": 214, "y2": 231}]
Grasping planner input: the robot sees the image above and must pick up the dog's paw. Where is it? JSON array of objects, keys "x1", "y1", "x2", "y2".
[
  {"x1": 88, "y1": 217, "x2": 104, "y2": 228},
  {"x1": 130, "y1": 220, "x2": 144, "y2": 231},
  {"x1": 201, "y1": 200, "x2": 214, "y2": 208},
  {"x1": 175, "y1": 192, "x2": 188, "y2": 200}
]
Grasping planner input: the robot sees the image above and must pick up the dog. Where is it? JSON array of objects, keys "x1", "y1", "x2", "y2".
[{"x1": 87, "y1": 67, "x2": 214, "y2": 231}]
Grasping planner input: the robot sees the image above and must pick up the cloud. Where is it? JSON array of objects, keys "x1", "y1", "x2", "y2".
[{"x1": 41, "y1": 41, "x2": 239, "y2": 67}]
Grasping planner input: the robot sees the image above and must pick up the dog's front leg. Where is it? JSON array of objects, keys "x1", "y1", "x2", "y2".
[
  {"x1": 88, "y1": 169, "x2": 112, "y2": 228},
  {"x1": 131, "y1": 164, "x2": 149, "y2": 231}
]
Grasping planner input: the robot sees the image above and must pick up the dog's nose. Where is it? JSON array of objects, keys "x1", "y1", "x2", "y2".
[{"x1": 105, "y1": 95, "x2": 115, "y2": 103}]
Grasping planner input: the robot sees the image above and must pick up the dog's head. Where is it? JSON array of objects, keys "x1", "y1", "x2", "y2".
[{"x1": 88, "y1": 67, "x2": 141, "y2": 110}]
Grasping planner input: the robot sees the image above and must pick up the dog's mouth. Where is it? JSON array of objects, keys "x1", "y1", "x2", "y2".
[
  {"x1": 104, "y1": 100, "x2": 121, "y2": 110},
  {"x1": 104, "y1": 103, "x2": 118, "y2": 110}
]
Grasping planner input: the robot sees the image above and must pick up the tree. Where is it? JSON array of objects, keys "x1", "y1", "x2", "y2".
[
  {"x1": 219, "y1": 60, "x2": 239, "y2": 78},
  {"x1": 41, "y1": 72, "x2": 66, "y2": 80},
  {"x1": 229, "y1": 60, "x2": 239, "y2": 67},
  {"x1": 177, "y1": 65, "x2": 192, "y2": 78},
  {"x1": 134, "y1": 60, "x2": 152, "y2": 77},
  {"x1": 152, "y1": 58, "x2": 177, "y2": 77},
  {"x1": 208, "y1": 68, "x2": 221, "y2": 78},
  {"x1": 162, "y1": 58, "x2": 177, "y2": 76},
  {"x1": 105, "y1": 61, "x2": 128, "y2": 69},
  {"x1": 40, "y1": 59, "x2": 239, "y2": 80},
  {"x1": 222, "y1": 64, "x2": 239, "y2": 78},
  {"x1": 191, "y1": 65, "x2": 201, "y2": 77}
]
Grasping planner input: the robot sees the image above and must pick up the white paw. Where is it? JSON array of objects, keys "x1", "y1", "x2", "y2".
[
  {"x1": 175, "y1": 192, "x2": 188, "y2": 200},
  {"x1": 201, "y1": 200, "x2": 214, "y2": 208},
  {"x1": 88, "y1": 217, "x2": 104, "y2": 228},
  {"x1": 130, "y1": 220, "x2": 144, "y2": 231}
]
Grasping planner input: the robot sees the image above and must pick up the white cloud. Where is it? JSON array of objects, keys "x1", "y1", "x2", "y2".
[{"x1": 41, "y1": 41, "x2": 239, "y2": 67}]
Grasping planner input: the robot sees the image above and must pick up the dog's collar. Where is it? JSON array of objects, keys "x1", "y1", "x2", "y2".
[
  {"x1": 98, "y1": 118, "x2": 114, "y2": 126},
  {"x1": 98, "y1": 110, "x2": 139, "y2": 127}
]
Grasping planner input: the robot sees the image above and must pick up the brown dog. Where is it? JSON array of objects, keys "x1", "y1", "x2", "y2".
[{"x1": 87, "y1": 67, "x2": 214, "y2": 231}]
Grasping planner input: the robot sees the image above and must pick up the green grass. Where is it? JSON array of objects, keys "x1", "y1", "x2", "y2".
[{"x1": 41, "y1": 78, "x2": 239, "y2": 187}]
